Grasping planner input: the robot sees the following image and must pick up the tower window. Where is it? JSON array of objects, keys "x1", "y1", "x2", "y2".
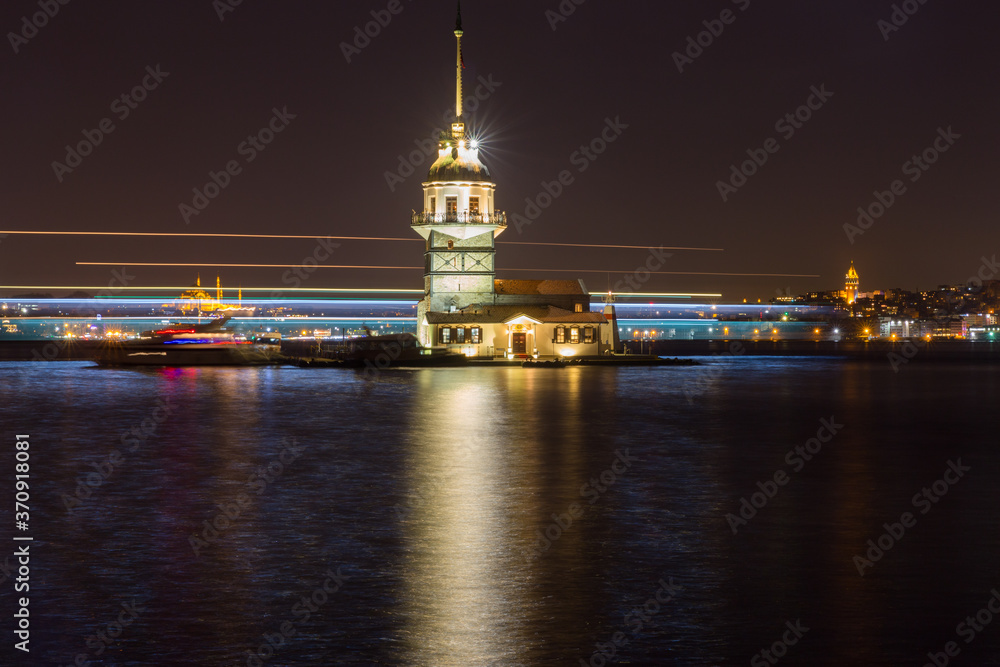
[
  {"x1": 429, "y1": 197, "x2": 436, "y2": 214},
  {"x1": 469, "y1": 196, "x2": 480, "y2": 216},
  {"x1": 446, "y1": 196, "x2": 458, "y2": 220},
  {"x1": 447, "y1": 240, "x2": 454, "y2": 249}
]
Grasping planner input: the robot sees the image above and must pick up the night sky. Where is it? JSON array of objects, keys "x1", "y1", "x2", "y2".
[{"x1": 3, "y1": 0, "x2": 998, "y2": 301}]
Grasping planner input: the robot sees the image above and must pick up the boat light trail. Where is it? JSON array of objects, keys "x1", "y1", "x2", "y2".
[
  {"x1": 1, "y1": 230, "x2": 415, "y2": 241},
  {"x1": 0, "y1": 285, "x2": 424, "y2": 293},
  {"x1": 0, "y1": 230, "x2": 721, "y2": 251},
  {"x1": 604, "y1": 292, "x2": 722, "y2": 298},
  {"x1": 75, "y1": 262, "x2": 818, "y2": 278},
  {"x1": 498, "y1": 241, "x2": 722, "y2": 250},
  {"x1": 501, "y1": 268, "x2": 820, "y2": 277}
]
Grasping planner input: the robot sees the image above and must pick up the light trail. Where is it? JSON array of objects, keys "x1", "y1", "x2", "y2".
[
  {"x1": 0, "y1": 289, "x2": 720, "y2": 299},
  {"x1": 501, "y1": 268, "x2": 820, "y2": 278},
  {"x1": 76, "y1": 262, "x2": 420, "y2": 269},
  {"x1": 1, "y1": 230, "x2": 415, "y2": 242},
  {"x1": 498, "y1": 241, "x2": 722, "y2": 251},
  {"x1": 74, "y1": 262, "x2": 818, "y2": 278},
  {"x1": 0, "y1": 230, "x2": 722, "y2": 251},
  {"x1": 0, "y1": 285, "x2": 424, "y2": 293}
]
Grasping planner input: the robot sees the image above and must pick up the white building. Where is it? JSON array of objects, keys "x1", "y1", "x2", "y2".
[{"x1": 411, "y1": 5, "x2": 618, "y2": 358}]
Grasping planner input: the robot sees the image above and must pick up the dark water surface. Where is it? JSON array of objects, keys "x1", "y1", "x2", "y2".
[{"x1": 1, "y1": 359, "x2": 999, "y2": 666}]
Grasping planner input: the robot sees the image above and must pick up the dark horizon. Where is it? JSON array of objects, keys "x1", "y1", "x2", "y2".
[{"x1": 3, "y1": 1, "x2": 998, "y2": 300}]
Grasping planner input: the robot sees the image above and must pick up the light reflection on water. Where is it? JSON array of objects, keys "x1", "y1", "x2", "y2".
[{"x1": 1, "y1": 359, "x2": 999, "y2": 665}]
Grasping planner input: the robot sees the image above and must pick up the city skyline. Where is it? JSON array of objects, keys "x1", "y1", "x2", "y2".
[{"x1": 3, "y1": 1, "x2": 998, "y2": 301}]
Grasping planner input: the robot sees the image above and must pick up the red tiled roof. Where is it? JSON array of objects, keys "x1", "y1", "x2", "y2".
[{"x1": 493, "y1": 279, "x2": 586, "y2": 295}]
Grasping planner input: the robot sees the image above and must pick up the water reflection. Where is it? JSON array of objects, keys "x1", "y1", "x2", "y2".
[
  {"x1": 398, "y1": 370, "x2": 534, "y2": 665},
  {"x1": 394, "y1": 367, "x2": 630, "y2": 664},
  {"x1": 4, "y1": 360, "x2": 1000, "y2": 664}
]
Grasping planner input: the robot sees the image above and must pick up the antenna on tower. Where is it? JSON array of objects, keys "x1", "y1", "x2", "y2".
[{"x1": 454, "y1": 0, "x2": 464, "y2": 122}]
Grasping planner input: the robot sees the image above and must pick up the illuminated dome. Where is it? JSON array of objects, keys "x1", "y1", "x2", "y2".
[{"x1": 426, "y1": 141, "x2": 491, "y2": 182}]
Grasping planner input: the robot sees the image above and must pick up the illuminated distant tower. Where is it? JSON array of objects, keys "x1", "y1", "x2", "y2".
[
  {"x1": 411, "y1": 1, "x2": 506, "y2": 345},
  {"x1": 844, "y1": 260, "x2": 859, "y2": 305}
]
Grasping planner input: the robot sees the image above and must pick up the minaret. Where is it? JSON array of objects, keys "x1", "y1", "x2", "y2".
[{"x1": 412, "y1": 2, "x2": 506, "y2": 346}]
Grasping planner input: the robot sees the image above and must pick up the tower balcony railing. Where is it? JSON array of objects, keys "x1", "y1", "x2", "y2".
[{"x1": 411, "y1": 211, "x2": 507, "y2": 226}]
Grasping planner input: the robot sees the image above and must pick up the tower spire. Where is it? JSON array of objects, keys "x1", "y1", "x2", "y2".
[{"x1": 454, "y1": 1, "x2": 464, "y2": 122}]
